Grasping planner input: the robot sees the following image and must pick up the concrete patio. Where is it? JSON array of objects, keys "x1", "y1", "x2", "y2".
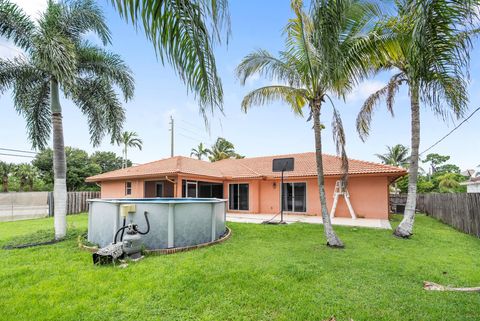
[{"x1": 226, "y1": 213, "x2": 392, "y2": 229}]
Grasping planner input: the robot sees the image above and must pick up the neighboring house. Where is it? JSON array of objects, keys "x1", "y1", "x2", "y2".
[
  {"x1": 461, "y1": 176, "x2": 480, "y2": 193},
  {"x1": 86, "y1": 152, "x2": 406, "y2": 219}
]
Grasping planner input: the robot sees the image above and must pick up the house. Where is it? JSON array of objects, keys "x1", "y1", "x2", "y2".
[
  {"x1": 86, "y1": 152, "x2": 406, "y2": 219},
  {"x1": 461, "y1": 176, "x2": 480, "y2": 193}
]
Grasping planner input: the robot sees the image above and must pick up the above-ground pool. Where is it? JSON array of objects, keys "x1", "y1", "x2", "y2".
[{"x1": 87, "y1": 198, "x2": 227, "y2": 250}]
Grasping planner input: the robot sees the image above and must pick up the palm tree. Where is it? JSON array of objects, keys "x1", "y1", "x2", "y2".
[
  {"x1": 356, "y1": 0, "x2": 478, "y2": 238},
  {"x1": 236, "y1": 0, "x2": 382, "y2": 247},
  {"x1": 0, "y1": 161, "x2": 14, "y2": 192},
  {"x1": 376, "y1": 144, "x2": 410, "y2": 168},
  {"x1": 190, "y1": 142, "x2": 208, "y2": 160},
  {"x1": 0, "y1": 0, "x2": 134, "y2": 239},
  {"x1": 110, "y1": 0, "x2": 230, "y2": 121},
  {"x1": 13, "y1": 163, "x2": 37, "y2": 192},
  {"x1": 207, "y1": 137, "x2": 243, "y2": 162},
  {"x1": 376, "y1": 144, "x2": 410, "y2": 194},
  {"x1": 117, "y1": 131, "x2": 143, "y2": 168}
]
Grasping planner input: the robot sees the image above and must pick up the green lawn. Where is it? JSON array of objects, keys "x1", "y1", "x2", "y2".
[{"x1": 0, "y1": 214, "x2": 479, "y2": 321}]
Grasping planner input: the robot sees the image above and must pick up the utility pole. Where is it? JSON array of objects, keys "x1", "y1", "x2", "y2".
[{"x1": 169, "y1": 116, "x2": 174, "y2": 157}]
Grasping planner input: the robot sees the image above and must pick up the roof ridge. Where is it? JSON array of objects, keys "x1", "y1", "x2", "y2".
[{"x1": 238, "y1": 162, "x2": 262, "y2": 176}]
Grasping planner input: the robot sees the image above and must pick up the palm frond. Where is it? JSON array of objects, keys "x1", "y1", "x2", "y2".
[
  {"x1": 111, "y1": 0, "x2": 229, "y2": 122},
  {"x1": 356, "y1": 72, "x2": 406, "y2": 141},
  {"x1": 12, "y1": 77, "x2": 51, "y2": 149},
  {"x1": 0, "y1": 0, "x2": 35, "y2": 51},
  {"x1": 61, "y1": 0, "x2": 111, "y2": 45},
  {"x1": 331, "y1": 105, "x2": 348, "y2": 182},
  {"x1": 66, "y1": 77, "x2": 125, "y2": 146},
  {"x1": 241, "y1": 85, "x2": 308, "y2": 116},
  {"x1": 77, "y1": 42, "x2": 134, "y2": 101},
  {"x1": 235, "y1": 49, "x2": 302, "y2": 87}
]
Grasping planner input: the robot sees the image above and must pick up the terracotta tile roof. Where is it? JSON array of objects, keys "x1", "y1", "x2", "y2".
[{"x1": 86, "y1": 152, "x2": 406, "y2": 182}]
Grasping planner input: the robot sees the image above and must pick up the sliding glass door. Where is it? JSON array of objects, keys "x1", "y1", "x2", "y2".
[
  {"x1": 282, "y1": 182, "x2": 306, "y2": 212},
  {"x1": 229, "y1": 183, "x2": 249, "y2": 211}
]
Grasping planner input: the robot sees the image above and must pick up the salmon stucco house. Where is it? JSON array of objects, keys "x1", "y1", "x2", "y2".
[{"x1": 86, "y1": 152, "x2": 406, "y2": 219}]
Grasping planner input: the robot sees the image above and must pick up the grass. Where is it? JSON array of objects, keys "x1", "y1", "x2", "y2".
[{"x1": 0, "y1": 214, "x2": 479, "y2": 321}]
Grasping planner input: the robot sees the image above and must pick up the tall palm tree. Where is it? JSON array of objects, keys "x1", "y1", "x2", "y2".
[
  {"x1": 190, "y1": 142, "x2": 208, "y2": 160},
  {"x1": 356, "y1": 0, "x2": 478, "y2": 238},
  {"x1": 111, "y1": 0, "x2": 230, "y2": 121},
  {"x1": 236, "y1": 0, "x2": 382, "y2": 247},
  {"x1": 117, "y1": 131, "x2": 143, "y2": 168},
  {"x1": 0, "y1": 0, "x2": 134, "y2": 239},
  {"x1": 376, "y1": 144, "x2": 410, "y2": 168},
  {"x1": 207, "y1": 137, "x2": 243, "y2": 162},
  {"x1": 0, "y1": 161, "x2": 14, "y2": 192}
]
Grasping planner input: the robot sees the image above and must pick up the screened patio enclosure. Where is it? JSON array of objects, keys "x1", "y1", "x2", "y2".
[{"x1": 181, "y1": 180, "x2": 223, "y2": 198}]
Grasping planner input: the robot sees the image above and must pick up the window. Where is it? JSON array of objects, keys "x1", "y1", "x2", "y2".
[
  {"x1": 229, "y1": 184, "x2": 249, "y2": 210},
  {"x1": 125, "y1": 181, "x2": 132, "y2": 195},
  {"x1": 282, "y1": 182, "x2": 306, "y2": 212}
]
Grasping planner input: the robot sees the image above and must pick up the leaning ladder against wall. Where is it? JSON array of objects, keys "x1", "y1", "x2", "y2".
[{"x1": 330, "y1": 180, "x2": 356, "y2": 219}]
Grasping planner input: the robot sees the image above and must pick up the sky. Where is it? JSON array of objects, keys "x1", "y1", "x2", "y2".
[{"x1": 0, "y1": 0, "x2": 479, "y2": 170}]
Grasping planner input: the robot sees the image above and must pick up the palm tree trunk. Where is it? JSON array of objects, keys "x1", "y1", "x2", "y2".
[
  {"x1": 124, "y1": 145, "x2": 128, "y2": 168},
  {"x1": 51, "y1": 79, "x2": 67, "y2": 240},
  {"x1": 312, "y1": 104, "x2": 344, "y2": 248},
  {"x1": 2, "y1": 176, "x2": 8, "y2": 192},
  {"x1": 394, "y1": 84, "x2": 420, "y2": 238}
]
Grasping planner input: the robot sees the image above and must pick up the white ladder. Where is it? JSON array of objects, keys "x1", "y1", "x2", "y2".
[{"x1": 330, "y1": 180, "x2": 356, "y2": 219}]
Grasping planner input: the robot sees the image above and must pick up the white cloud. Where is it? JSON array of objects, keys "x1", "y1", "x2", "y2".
[
  {"x1": 346, "y1": 80, "x2": 385, "y2": 103},
  {"x1": 0, "y1": 1, "x2": 48, "y2": 59},
  {"x1": 10, "y1": 0, "x2": 47, "y2": 20}
]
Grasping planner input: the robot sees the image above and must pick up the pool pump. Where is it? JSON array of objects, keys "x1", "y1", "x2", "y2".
[{"x1": 93, "y1": 209, "x2": 150, "y2": 265}]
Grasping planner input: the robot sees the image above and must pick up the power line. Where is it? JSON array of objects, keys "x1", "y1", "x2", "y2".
[
  {"x1": 0, "y1": 147, "x2": 37, "y2": 154},
  {"x1": 420, "y1": 106, "x2": 480, "y2": 155},
  {"x1": 0, "y1": 152, "x2": 35, "y2": 158},
  {"x1": 177, "y1": 125, "x2": 212, "y2": 142},
  {"x1": 180, "y1": 119, "x2": 205, "y2": 131},
  {"x1": 178, "y1": 133, "x2": 204, "y2": 143}
]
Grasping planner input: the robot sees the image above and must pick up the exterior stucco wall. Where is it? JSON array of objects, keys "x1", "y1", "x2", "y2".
[
  {"x1": 225, "y1": 175, "x2": 389, "y2": 219},
  {"x1": 100, "y1": 179, "x2": 144, "y2": 198},
  {"x1": 99, "y1": 174, "x2": 390, "y2": 219}
]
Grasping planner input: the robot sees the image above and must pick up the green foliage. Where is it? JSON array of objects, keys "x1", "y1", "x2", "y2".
[
  {"x1": 397, "y1": 153, "x2": 467, "y2": 193},
  {"x1": 0, "y1": 0, "x2": 134, "y2": 149},
  {"x1": 0, "y1": 214, "x2": 480, "y2": 320},
  {"x1": 206, "y1": 137, "x2": 243, "y2": 162},
  {"x1": 190, "y1": 142, "x2": 209, "y2": 160},
  {"x1": 376, "y1": 144, "x2": 409, "y2": 167},
  {"x1": 90, "y1": 151, "x2": 127, "y2": 172},
  {"x1": 32, "y1": 147, "x2": 124, "y2": 191},
  {"x1": 110, "y1": 0, "x2": 230, "y2": 122}
]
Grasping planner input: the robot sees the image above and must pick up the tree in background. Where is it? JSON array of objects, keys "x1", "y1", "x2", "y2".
[
  {"x1": 90, "y1": 151, "x2": 128, "y2": 172},
  {"x1": 207, "y1": 138, "x2": 243, "y2": 162},
  {"x1": 356, "y1": 1, "x2": 478, "y2": 238},
  {"x1": 190, "y1": 143, "x2": 209, "y2": 160},
  {"x1": 0, "y1": 161, "x2": 14, "y2": 192},
  {"x1": 396, "y1": 153, "x2": 466, "y2": 194},
  {"x1": 33, "y1": 147, "x2": 103, "y2": 191},
  {"x1": 236, "y1": 0, "x2": 383, "y2": 247},
  {"x1": 376, "y1": 144, "x2": 410, "y2": 168},
  {"x1": 110, "y1": 0, "x2": 230, "y2": 122},
  {"x1": 13, "y1": 163, "x2": 37, "y2": 192},
  {"x1": 0, "y1": 0, "x2": 134, "y2": 239},
  {"x1": 117, "y1": 131, "x2": 142, "y2": 168},
  {"x1": 423, "y1": 153, "x2": 451, "y2": 175},
  {"x1": 376, "y1": 144, "x2": 410, "y2": 194}
]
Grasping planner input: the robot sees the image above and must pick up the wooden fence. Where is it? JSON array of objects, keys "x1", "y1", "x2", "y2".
[
  {"x1": 390, "y1": 193, "x2": 480, "y2": 237},
  {"x1": 48, "y1": 191, "x2": 100, "y2": 216},
  {"x1": 66, "y1": 191, "x2": 100, "y2": 214}
]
